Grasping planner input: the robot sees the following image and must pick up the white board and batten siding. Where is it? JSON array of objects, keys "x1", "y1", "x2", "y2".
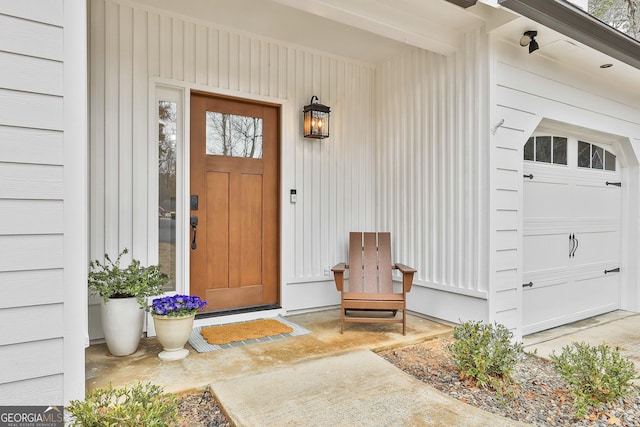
[
  {"x1": 375, "y1": 28, "x2": 492, "y2": 325},
  {"x1": 0, "y1": 0, "x2": 88, "y2": 405},
  {"x1": 491, "y1": 40, "x2": 640, "y2": 339},
  {"x1": 90, "y1": 0, "x2": 375, "y2": 336}
]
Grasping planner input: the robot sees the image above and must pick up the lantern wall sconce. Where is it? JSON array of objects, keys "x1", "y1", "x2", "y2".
[{"x1": 303, "y1": 95, "x2": 330, "y2": 139}]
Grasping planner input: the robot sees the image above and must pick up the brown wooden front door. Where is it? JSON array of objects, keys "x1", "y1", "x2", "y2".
[{"x1": 190, "y1": 92, "x2": 279, "y2": 312}]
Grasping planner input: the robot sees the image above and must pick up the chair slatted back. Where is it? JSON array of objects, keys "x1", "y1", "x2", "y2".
[{"x1": 348, "y1": 232, "x2": 393, "y2": 293}]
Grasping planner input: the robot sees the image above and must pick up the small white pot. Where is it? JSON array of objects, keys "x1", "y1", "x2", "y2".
[
  {"x1": 101, "y1": 297, "x2": 144, "y2": 356},
  {"x1": 152, "y1": 314, "x2": 195, "y2": 361}
]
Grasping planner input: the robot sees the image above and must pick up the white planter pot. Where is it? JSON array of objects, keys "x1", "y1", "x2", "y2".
[
  {"x1": 152, "y1": 314, "x2": 195, "y2": 361},
  {"x1": 101, "y1": 297, "x2": 144, "y2": 356}
]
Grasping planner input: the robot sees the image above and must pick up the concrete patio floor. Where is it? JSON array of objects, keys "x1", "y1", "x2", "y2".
[
  {"x1": 85, "y1": 309, "x2": 640, "y2": 426},
  {"x1": 86, "y1": 308, "x2": 453, "y2": 394}
]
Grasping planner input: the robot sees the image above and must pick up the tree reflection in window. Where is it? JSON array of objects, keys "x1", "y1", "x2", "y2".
[
  {"x1": 578, "y1": 141, "x2": 616, "y2": 171},
  {"x1": 524, "y1": 135, "x2": 567, "y2": 165},
  {"x1": 158, "y1": 101, "x2": 177, "y2": 291},
  {"x1": 206, "y1": 112, "x2": 263, "y2": 159}
]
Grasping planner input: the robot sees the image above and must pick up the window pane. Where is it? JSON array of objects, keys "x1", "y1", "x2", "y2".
[
  {"x1": 535, "y1": 136, "x2": 551, "y2": 163},
  {"x1": 592, "y1": 145, "x2": 604, "y2": 169},
  {"x1": 552, "y1": 137, "x2": 567, "y2": 165},
  {"x1": 605, "y1": 150, "x2": 616, "y2": 171},
  {"x1": 206, "y1": 112, "x2": 263, "y2": 158},
  {"x1": 524, "y1": 137, "x2": 534, "y2": 161},
  {"x1": 158, "y1": 101, "x2": 177, "y2": 291},
  {"x1": 578, "y1": 141, "x2": 591, "y2": 168}
]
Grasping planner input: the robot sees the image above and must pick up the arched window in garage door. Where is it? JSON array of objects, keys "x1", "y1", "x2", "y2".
[
  {"x1": 524, "y1": 136, "x2": 567, "y2": 165},
  {"x1": 578, "y1": 141, "x2": 616, "y2": 171}
]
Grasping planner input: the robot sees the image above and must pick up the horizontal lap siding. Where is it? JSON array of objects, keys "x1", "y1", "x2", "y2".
[
  {"x1": 375, "y1": 28, "x2": 489, "y2": 296},
  {"x1": 0, "y1": 0, "x2": 65, "y2": 403},
  {"x1": 0, "y1": 375, "x2": 63, "y2": 406},
  {"x1": 90, "y1": 0, "x2": 374, "y2": 302},
  {"x1": 489, "y1": 104, "x2": 538, "y2": 336}
]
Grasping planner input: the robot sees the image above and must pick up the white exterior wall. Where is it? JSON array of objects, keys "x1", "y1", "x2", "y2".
[
  {"x1": 375, "y1": 28, "x2": 491, "y2": 325},
  {"x1": 89, "y1": 0, "x2": 376, "y2": 336},
  {"x1": 0, "y1": 0, "x2": 87, "y2": 404},
  {"x1": 489, "y1": 38, "x2": 640, "y2": 339}
]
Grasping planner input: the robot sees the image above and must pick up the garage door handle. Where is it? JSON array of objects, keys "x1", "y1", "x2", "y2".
[
  {"x1": 569, "y1": 234, "x2": 578, "y2": 258},
  {"x1": 523, "y1": 174, "x2": 533, "y2": 180},
  {"x1": 604, "y1": 268, "x2": 620, "y2": 274},
  {"x1": 522, "y1": 281, "x2": 533, "y2": 288},
  {"x1": 606, "y1": 181, "x2": 621, "y2": 187},
  {"x1": 569, "y1": 234, "x2": 575, "y2": 258}
]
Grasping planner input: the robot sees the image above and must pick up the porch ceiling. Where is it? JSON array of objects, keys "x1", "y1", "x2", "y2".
[{"x1": 129, "y1": 0, "x2": 483, "y2": 62}]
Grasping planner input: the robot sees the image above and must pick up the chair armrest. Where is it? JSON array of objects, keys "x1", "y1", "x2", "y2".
[
  {"x1": 332, "y1": 263, "x2": 347, "y2": 273},
  {"x1": 394, "y1": 263, "x2": 416, "y2": 293},
  {"x1": 331, "y1": 263, "x2": 348, "y2": 292}
]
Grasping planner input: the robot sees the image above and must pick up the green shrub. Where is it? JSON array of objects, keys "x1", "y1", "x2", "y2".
[
  {"x1": 550, "y1": 342, "x2": 638, "y2": 418},
  {"x1": 447, "y1": 320, "x2": 523, "y2": 391},
  {"x1": 88, "y1": 248, "x2": 168, "y2": 309},
  {"x1": 66, "y1": 382, "x2": 178, "y2": 426}
]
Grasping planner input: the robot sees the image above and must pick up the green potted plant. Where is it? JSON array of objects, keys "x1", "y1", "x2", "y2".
[
  {"x1": 89, "y1": 248, "x2": 167, "y2": 356},
  {"x1": 150, "y1": 294, "x2": 207, "y2": 361}
]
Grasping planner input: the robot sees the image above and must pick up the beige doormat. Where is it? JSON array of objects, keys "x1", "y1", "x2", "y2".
[{"x1": 188, "y1": 316, "x2": 311, "y2": 353}]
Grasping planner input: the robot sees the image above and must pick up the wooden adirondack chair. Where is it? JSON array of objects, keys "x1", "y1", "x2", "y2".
[{"x1": 332, "y1": 232, "x2": 416, "y2": 335}]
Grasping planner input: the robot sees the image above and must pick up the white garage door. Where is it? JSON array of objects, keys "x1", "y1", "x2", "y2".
[{"x1": 523, "y1": 135, "x2": 622, "y2": 335}]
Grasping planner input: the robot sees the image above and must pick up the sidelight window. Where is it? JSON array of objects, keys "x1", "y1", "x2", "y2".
[{"x1": 158, "y1": 100, "x2": 177, "y2": 291}]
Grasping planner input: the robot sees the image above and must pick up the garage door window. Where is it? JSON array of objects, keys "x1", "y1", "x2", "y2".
[
  {"x1": 578, "y1": 141, "x2": 616, "y2": 171},
  {"x1": 524, "y1": 136, "x2": 567, "y2": 165}
]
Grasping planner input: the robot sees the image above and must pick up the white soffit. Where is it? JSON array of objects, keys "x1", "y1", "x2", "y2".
[
  {"x1": 272, "y1": 0, "x2": 484, "y2": 55},
  {"x1": 131, "y1": 0, "x2": 411, "y2": 63},
  {"x1": 491, "y1": 15, "x2": 640, "y2": 106},
  {"x1": 130, "y1": 0, "x2": 486, "y2": 61}
]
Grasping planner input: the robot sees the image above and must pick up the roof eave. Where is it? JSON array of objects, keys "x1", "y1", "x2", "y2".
[{"x1": 499, "y1": 0, "x2": 640, "y2": 70}]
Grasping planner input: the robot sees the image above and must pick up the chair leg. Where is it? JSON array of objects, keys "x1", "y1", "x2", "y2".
[
  {"x1": 340, "y1": 307, "x2": 345, "y2": 334},
  {"x1": 402, "y1": 309, "x2": 406, "y2": 335}
]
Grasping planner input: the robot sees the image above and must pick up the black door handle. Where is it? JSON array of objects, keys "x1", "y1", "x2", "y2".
[
  {"x1": 569, "y1": 234, "x2": 575, "y2": 258},
  {"x1": 569, "y1": 233, "x2": 579, "y2": 258},
  {"x1": 604, "y1": 268, "x2": 620, "y2": 274},
  {"x1": 190, "y1": 215, "x2": 198, "y2": 250},
  {"x1": 522, "y1": 282, "x2": 533, "y2": 288}
]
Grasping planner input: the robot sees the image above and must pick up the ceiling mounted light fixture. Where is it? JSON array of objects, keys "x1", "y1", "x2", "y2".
[{"x1": 519, "y1": 30, "x2": 539, "y2": 54}]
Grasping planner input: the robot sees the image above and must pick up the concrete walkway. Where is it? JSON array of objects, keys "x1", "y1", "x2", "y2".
[{"x1": 214, "y1": 349, "x2": 526, "y2": 426}]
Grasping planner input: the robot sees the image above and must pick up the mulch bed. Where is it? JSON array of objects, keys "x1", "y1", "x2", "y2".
[
  {"x1": 176, "y1": 390, "x2": 230, "y2": 427},
  {"x1": 378, "y1": 337, "x2": 640, "y2": 427},
  {"x1": 175, "y1": 337, "x2": 640, "y2": 426}
]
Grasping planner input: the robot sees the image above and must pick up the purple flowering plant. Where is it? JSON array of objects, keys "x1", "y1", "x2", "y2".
[{"x1": 151, "y1": 294, "x2": 207, "y2": 317}]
